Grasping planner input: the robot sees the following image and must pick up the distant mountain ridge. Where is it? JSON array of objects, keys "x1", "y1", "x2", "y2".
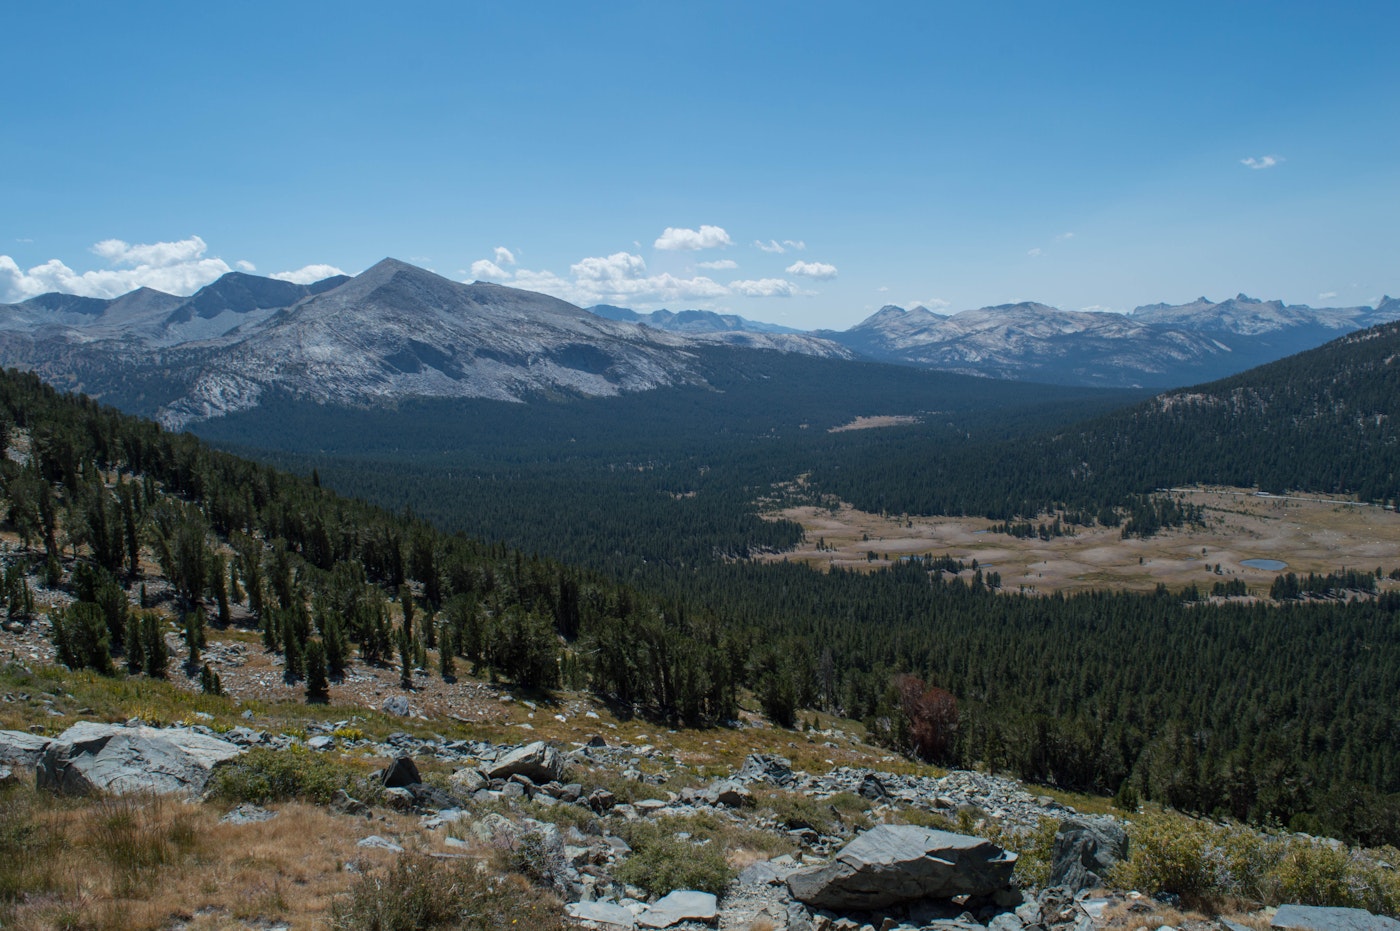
[
  {"x1": 4, "y1": 258, "x2": 1396, "y2": 424},
  {"x1": 817, "y1": 293, "x2": 1400, "y2": 388},
  {"x1": 0, "y1": 259, "x2": 849, "y2": 428}
]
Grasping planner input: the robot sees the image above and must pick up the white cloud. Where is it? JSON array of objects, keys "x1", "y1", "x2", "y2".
[
  {"x1": 1318, "y1": 291, "x2": 1338, "y2": 300},
  {"x1": 0, "y1": 235, "x2": 241, "y2": 301},
  {"x1": 572, "y1": 252, "x2": 648, "y2": 282},
  {"x1": 730, "y1": 278, "x2": 797, "y2": 298},
  {"x1": 754, "y1": 239, "x2": 786, "y2": 253},
  {"x1": 783, "y1": 240, "x2": 806, "y2": 251},
  {"x1": 1241, "y1": 155, "x2": 1281, "y2": 170},
  {"x1": 921, "y1": 298, "x2": 951, "y2": 309},
  {"x1": 235, "y1": 260, "x2": 257, "y2": 272},
  {"x1": 1027, "y1": 247, "x2": 1043, "y2": 257},
  {"x1": 877, "y1": 286, "x2": 889, "y2": 292},
  {"x1": 654, "y1": 225, "x2": 732, "y2": 251},
  {"x1": 512, "y1": 251, "x2": 728, "y2": 306},
  {"x1": 270, "y1": 263, "x2": 346, "y2": 284},
  {"x1": 493, "y1": 246, "x2": 516, "y2": 266},
  {"x1": 1080, "y1": 304, "x2": 1117, "y2": 313},
  {"x1": 697, "y1": 259, "x2": 738, "y2": 270},
  {"x1": 1055, "y1": 232, "x2": 1075, "y2": 241},
  {"x1": 786, "y1": 260, "x2": 838, "y2": 280},
  {"x1": 470, "y1": 259, "x2": 511, "y2": 282}
]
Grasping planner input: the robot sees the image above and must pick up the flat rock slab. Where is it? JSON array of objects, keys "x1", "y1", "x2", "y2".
[
  {"x1": 787, "y1": 824, "x2": 1017, "y2": 911},
  {"x1": 36, "y1": 721, "x2": 242, "y2": 796},
  {"x1": 638, "y1": 890, "x2": 718, "y2": 928},
  {"x1": 0, "y1": 729, "x2": 52, "y2": 768},
  {"x1": 567, "y1": 901, "x2": 638, "y2": 929},
  {"x1": 1272, "y1": 905, "x2": 1400, "y2": 931}
]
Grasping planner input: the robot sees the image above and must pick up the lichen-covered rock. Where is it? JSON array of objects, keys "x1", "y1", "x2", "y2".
[{"x1": 787, "y1": 824, "x2": 1017, "y2": 910}]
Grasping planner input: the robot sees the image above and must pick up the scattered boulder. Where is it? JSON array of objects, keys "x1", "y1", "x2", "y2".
[
  {"x1": 1271, "y1": 905, "x2": 1400, "y2": 931},
  {"x1": 357, "y1": 834, "x2": 405, "y2": 853},
  {"x1": 858, "y1": 773, "x2": 889, "y2": 800},
  {"x1": 738, "y1": 753, "x2": 796, "y2": 787},
  {"x1": 450, "y1": 768, "x2": 487, "y2": 793},
  {"x1": 486, "y1": 741, "x2": 565, "y2": 783},
  {"x1": 221, "y1": 804, "x2": 278, "y2": 825},
  {"x1": 707, "y1": 779, "x2": 754, "y2": 808},
  {"x1": 0, "y1": 764, "x2": 16, "y2": 787},
  {"x1": 787, "y1": 824, "x2": 1018, "y2": 910},
  {"x1": 568, "y1": 900, "x2": 638, "y2": 929},
  {"x1": 331, "y1": 789, "x2": 371, "y2": 817},
  {"x1": 1049, "y1": 817, "x2": 1129, "y2": 892},
  {"x1": 36, "y1": 721, "x2": 241, "y2": 796},
  {"x1": 0, "y1": 729, "x2": 51, "y2": 768},
  {"x1": 381, "y1": 755, "x2": 422, "y2": 788},
  {"x1": 639, "y1": 890, "x2": 718, "y2": 928},
  {"x1": 381, "y1": 696, "x2": 411, "y2": 716}
]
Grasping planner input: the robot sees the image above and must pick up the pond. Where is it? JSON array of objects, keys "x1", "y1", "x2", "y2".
[{"x1": 1241, "y1": 558, "x2": 1288, "y2": 571}]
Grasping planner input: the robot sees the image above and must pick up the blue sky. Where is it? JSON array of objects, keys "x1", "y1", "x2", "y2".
[{"x1": 2, "y1": 1, "x2": 1396, "y2": 328}]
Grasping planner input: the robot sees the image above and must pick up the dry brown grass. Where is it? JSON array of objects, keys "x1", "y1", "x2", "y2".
[
  {"x1": 760, "y1": 486, "x2": 1400, "y2": 596},
  {"x1": 1, "y1": 792, "x2": 421, "y2": 931}
]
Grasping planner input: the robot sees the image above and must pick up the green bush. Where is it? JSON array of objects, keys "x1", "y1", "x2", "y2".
[
  {"x1": 613, "y1": 820, "x2": 733, "y2": 896},
  {"x1": 207, "y1": 747, "x2": 360, "y2": 804},
  {"x1": 1109, "y1": 811, "x2": 1400, "y2": 913},
  {"x1": 331, "y1": 852, "x2": 569, "y2": 931}
]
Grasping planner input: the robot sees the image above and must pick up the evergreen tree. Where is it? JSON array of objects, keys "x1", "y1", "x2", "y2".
[{"x1": 305, "y1": 638, "x2": 329, "y2": 702}]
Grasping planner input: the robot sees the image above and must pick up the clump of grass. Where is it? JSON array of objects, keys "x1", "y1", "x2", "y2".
[
  {"x1": 613, "y1": 818, "x2": 736, "y2": 896},
  {"x1": 208, "y1": 746, "x2": 364, "y2": 805},
  {"x1": 331, "y1": 851, "x2": 569, "y2": 931},
  {"x1": 0, "y1": 783, "x2": 68, "y2": 919},
  {"x1": 86, "y1": 794, "x2": 202, "y2": 898}
]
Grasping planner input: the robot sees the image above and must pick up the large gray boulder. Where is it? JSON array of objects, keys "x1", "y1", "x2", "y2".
[
  {"x1": 0, "y1": 729, "x2": 52, "y2": 768},
  {"x1": 787, "y1": 824, "x2": 1017, "y2": 910},
  {"x1": 36, "y1": 721, "x2": 242, "y2": 796},
  {"x1": 1049, "y1": 817, "x2": 1129, "y2": 891},
  {"x1": 1271, "y1": 905, "x2": 1400, "y2": 931},
  {"x1": 485, "y1": 741, "x2": 564, "y2": 783}
]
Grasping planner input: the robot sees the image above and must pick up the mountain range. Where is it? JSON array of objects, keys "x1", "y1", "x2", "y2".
[{"x1": 1, "y1": 257, "x2": 1396, "y2": 426}]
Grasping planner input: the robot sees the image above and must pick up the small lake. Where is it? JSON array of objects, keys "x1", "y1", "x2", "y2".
[{"x1": 1241, "y1": 558, "x2": 1288, "y2": 571}]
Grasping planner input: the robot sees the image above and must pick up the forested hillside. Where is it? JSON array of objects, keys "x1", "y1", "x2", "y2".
[{"x1": 815, "y1": 320, "x2": 1400, "y2": 518}]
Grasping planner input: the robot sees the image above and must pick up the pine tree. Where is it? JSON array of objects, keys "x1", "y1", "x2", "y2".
[
  {"x1": 141, "y1": 612, "x2": 167, "y2": 678},
  {"x1": 124, "y1": 611, "x2": 144, "y2": 674},
  {"x1": 184, "y1": 611, "x2": 204, "y2": 668},
  {"x1": 437, "y1": 619, "x2": 455, "y2": 681},
  {"x1": 199, "y1": 662, "x2": 222, "y2": 695},
  {"x1": 305, "y1": 638, "x2": 329, "y2": 703}
]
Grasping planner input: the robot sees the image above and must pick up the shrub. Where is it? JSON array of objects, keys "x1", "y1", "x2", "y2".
[
  {"x1": 613, "y1": 820, "x2": 733, "y2": 896},
  {"x1": 331, "y1": 852, "x2": 569, "y2": 931},
  {"x1": 207, "y1": 747, "x2": 360, "y2": 804}
]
